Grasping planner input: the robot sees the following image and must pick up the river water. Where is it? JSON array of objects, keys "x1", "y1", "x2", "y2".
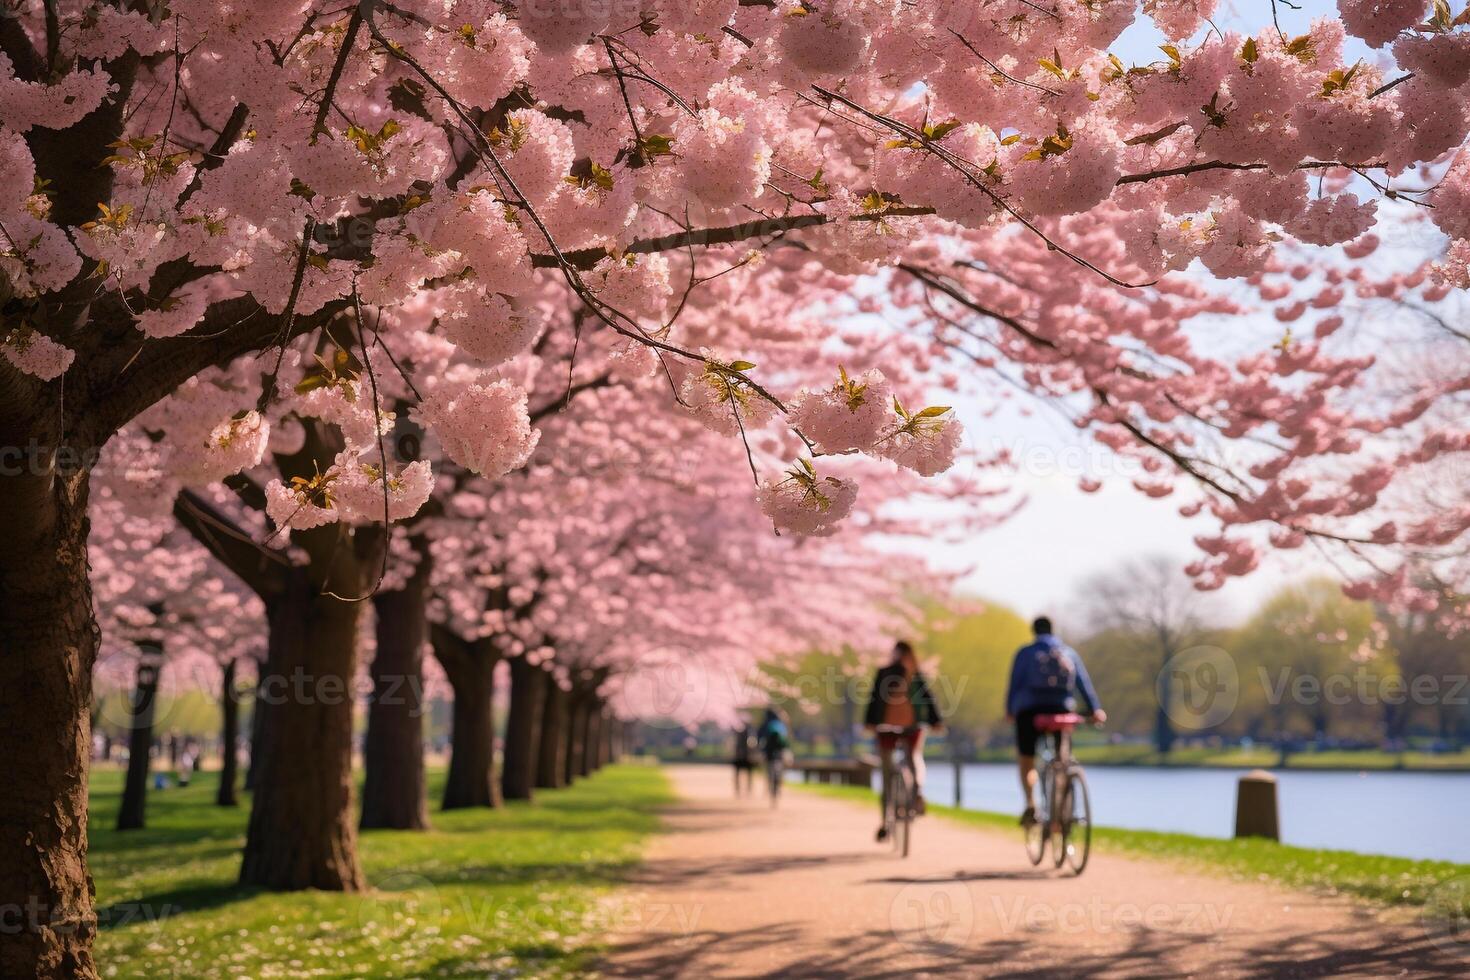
[{"x1": 912, "y1": 763, "x2": 1470, "y2": 863}]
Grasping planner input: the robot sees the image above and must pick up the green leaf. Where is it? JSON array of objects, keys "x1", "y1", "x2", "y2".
[
  {"x1": 727, "y1": 360, "x2": 757, "y2": 372},
  {"x1": 924, "y1": 120, "x2": 963, "y2": 141},
  {"x1": 915, "y1": 406, "x2": 952, "y2": 418},
  {"x1": 1240, "y1": 37, "x2": 1258, "y2": 65},
  {"x1": 294, "y1": 374, "x2": 328, "y2": 394},
  {"x1": 638, "y1": 133, "x2": 676, "y2": 158},
  {"x1": 1283, "y1": 34, "x2": 1315, "y2": 59}
]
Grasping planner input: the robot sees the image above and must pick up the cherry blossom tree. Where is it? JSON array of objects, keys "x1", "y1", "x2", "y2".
[
  {"x1": 88, "y1": 436, "x2": 269, "y2": 817},
  {"x1": 4, "y1": 3, "x2": 1470, "y2": 976}
]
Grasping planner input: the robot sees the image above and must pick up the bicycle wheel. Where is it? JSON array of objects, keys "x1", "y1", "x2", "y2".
[
  {"x1": 895, "y1": 762, "x2": 914, "y2": 858},
  {"x1": 1050, "y1": 767, "x2": 1069, "y2": 870},
  {"x1": 1024, "y1": 766, "x2": 1048, "y2": 866},
  {"x1": 1061, "y1": 768, "x2": 1092, "y2": 875}
]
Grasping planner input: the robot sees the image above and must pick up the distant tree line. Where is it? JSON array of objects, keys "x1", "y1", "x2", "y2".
[{"x1": 754, "y1": 558, "x2": 1469, "y2": 759}]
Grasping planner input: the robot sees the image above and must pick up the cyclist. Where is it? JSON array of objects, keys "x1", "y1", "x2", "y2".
[
  {"x1": 862, "y1": 640, "x2": 944, "y2": 842},
  {"x1": 755, "y1": 706, "x2": 791, "y2": 801},
  {"x1": 1005, "y1": 616, "x2": 1106, "y2": 827}
]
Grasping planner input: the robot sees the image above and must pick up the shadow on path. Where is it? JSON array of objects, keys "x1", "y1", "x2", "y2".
[{"x1": 601, "y1": 916, "x2": 1464, "y2": 979}]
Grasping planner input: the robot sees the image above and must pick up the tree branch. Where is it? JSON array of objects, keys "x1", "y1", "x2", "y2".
[
  {"x1": 533, "y1": 207, "x2": 935, "y2": 270},
  {"x1": 173, "y1": 489, "x2": 290, "y2": 599},
  {"x1": 0, "y1": 12, "x2": 42, "y2": 82}
]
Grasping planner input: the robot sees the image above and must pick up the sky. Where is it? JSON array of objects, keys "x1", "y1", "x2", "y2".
[{"x1": 940, "y1": 399, "x2": 1329, "y2": 626}]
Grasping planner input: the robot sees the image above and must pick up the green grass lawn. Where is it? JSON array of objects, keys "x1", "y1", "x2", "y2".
[
  {"x1": 795, "y1": 781, "x2": 1470, "y2": 913},
  {"x1": 88, "y1": 764, "x2": 671, "y2": 979}
]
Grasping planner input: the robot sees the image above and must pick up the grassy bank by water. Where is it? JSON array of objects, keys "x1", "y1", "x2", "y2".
[
  {"x1": 795, "y1": 781, "x2": 1470, "y2": 912},
  {"x1": 88, "y1": 764, "x2": 671, "y2": 979}
]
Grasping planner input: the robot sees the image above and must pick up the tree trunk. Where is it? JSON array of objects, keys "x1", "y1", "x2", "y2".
[
  {"x1": 584, "y1": 706, "x2": 603, "y2": 775},
  {"x1": 435, "y1": 630, "x2": 502, "y2": 810},
  {"x1": 245, "y1": 656, "x2": 267, "y2": 792},
  {"x1": 565, "y1": 691, "x2": 588, "y2": 785},
  {"x1": 599, "y1": 714, "x2": 617, "y2": 764},
  {"x1": 1154, "y1": 650, "x2": 1176, "y2": 755},
  {"x1": 361, "y1": 541, "x2": 431, "y2": 830},
  {"x1": 502, "y1": 657, "x2": 545, "y2": 801},
  {"x1": 536, "y1": 679, "x2": 569, "y2": 790},
  {"x1": 117, "y1": 647, "x2": 163, "y2": 830},
  {"x1": 0, "y1": 457, "x2": 100, "y2": 979},
  {"x1": 217, "y1": 659, "x2": 240, "y2": 807},
  {"x1": 237, "y1": 581, "x2": 365, "y2": 891}
]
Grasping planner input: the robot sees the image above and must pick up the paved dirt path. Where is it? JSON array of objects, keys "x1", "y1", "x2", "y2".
[{"x1": 596, "y1": 764, "x2": 1463, "y2": 979}]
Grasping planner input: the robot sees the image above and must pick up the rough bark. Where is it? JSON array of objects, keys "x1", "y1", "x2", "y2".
[
  {"x1": 502, "y1": 656, "x2": 545, "y2": 802},
  {"x1": 245, "y1": 657, "x2": 267, "y2": 793},
  {"x1": 237, "y1": 581, "x2": 366, "y2": 890},
  {"x1": 0, "y1": 452, "x2": 100, "y2": 979},
  {"x1": 117, "y1": 647, "x2": 163, "y2": 831},
  {"x1": 361, "y1": 538, "x2": 432, "y2": 831},
  {"x1": 217, "y1": 659, "x2": 240, "y2": 808},
  {"x1": 433, "y1": 627, "x2": 502, "y2": 810},
  {"x1": 536, "y1": 678, "x2": 569, "y2": 790}
]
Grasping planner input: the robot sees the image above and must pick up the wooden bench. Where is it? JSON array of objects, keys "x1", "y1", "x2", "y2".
[{"x1": 791, "y1": 757, "x2": 877, "y2": 787}]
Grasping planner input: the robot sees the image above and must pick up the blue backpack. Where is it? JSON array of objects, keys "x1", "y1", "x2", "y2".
[
  {"x1": 763, "y1": 719, "x2": 790, "y2": 751},
  {"x1": 1031, "y1": 643, "x2": 1076, "y2": 698}
]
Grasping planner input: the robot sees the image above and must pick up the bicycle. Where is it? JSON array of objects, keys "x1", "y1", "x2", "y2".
[
  {"x1": 875, "y1": 724, "x2": 921, "y2": 858},
  {"x1": 1023, "y1": 713, "x2": 1093, "y2": 875}
]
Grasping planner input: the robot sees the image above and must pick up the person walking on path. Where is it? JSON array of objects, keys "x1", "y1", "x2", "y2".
[
  {"x1": 862, "y1": 640, "x2": 943, "y2": 841},
  {"x1": 731, "y1": 722, "x2": 756, "y2": 797},
  {"x1": 756, "y1": 707, "x2": 792, "y2": 805}
]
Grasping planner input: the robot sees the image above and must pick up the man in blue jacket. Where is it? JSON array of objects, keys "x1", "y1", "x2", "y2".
[{"x1": 1005, "y1": 616, "x2": 1106, "y2": 826}]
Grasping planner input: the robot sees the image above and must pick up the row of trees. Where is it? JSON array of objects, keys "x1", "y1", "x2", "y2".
[
  {"x1": 1080, "y1": 562, "x2": 1470, "y2": 751},
  {"x1": 3, "y1": 3, "x2": 1470, "y2": 976}
]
